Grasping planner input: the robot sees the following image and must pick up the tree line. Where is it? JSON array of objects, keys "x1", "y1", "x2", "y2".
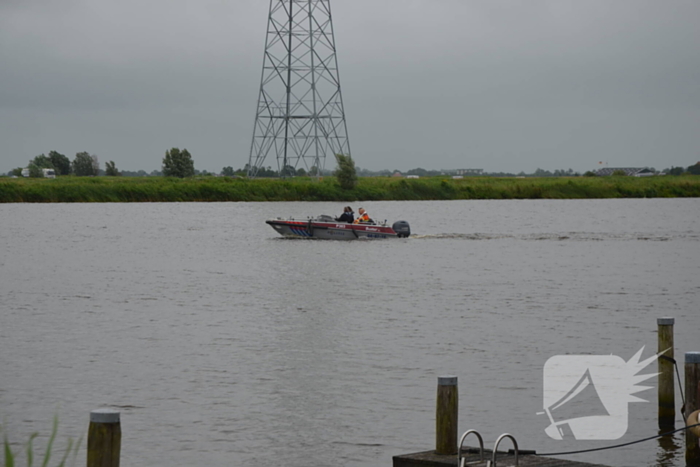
[
  {"x1": 7, "y1": 147, "x2": 698, "y2": 179},
  {"x1": 6, "y1": 147, "x2": 340, "y2": 179},
  {"x1": 358, "y1": 165, "x2": 700, "y2": 177},
  {"x1": 9, "y1": 148, "x2": 222, "y2": 179},
  {"x1": 10, "y1": 151, "x2": 119, "y2": 178},
  {"x1": 7, "y1": 148, "x2": 194, "y2": 178},
  {"x1": 220, "y1": 163, "x2": 327, "y2": 178},
  {"x1": 663, "y1": 164, "x2": 700, "y2": 175}
]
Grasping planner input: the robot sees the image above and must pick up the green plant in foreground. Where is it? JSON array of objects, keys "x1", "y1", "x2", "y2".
[{"x1": 2, "y1": 415, "x2": 80, "y2": 467}]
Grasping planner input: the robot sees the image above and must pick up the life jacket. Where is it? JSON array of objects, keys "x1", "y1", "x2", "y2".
[{"x1": 354, "y1": 212, "x2": 371, "y2": 224}]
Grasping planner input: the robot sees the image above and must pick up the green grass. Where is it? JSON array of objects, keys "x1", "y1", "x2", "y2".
[
  {"x1": 1, "y1": 175, "x2": 699, "y2": 203},
  {"x1": 2, "y1": 416, "x2": 80, "y2": 467}
]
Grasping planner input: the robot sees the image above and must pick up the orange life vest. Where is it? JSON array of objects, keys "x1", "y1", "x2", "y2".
[{"x1": 354, "y1": 213, "x2": 371, "y2": 224}]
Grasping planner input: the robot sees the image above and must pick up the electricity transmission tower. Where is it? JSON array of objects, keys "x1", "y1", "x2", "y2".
[{"x1": 247, "y1": 0, "x2": 351, "y2": 178}]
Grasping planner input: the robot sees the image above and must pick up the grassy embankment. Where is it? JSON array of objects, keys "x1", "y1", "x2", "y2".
[{"x1": 1, "y1": 175, "x2": 699, "y2": 203}]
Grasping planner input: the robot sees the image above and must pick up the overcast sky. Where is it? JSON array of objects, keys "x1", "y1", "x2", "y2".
[{"x1": 1, "y1": 0, "x2": 699, "y2": 174}]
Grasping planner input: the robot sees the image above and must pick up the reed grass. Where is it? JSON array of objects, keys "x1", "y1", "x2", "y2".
[
  {"x1": 0, "y1": 175, "x2": 699, "y2": 203},
  {"x1": 2, "y1": 416, "x2": 80, "y2": 467}
]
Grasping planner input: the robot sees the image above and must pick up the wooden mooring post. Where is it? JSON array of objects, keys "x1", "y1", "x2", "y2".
[
  {"x1": 657, "y1": 317, "x2": 675, "y2": 429},
  {"x1": 435, "y1": 376, "x2": 458, "y2": 455},
  {"x1": 687, "y1": 352, "x2": 700, "y2": 467},
  {"x1": 87, "y1": 409, "x2": 121, "y2": 467},
  {"x1": 394, "y1": 374, "x2": 615, "y2": 467}
]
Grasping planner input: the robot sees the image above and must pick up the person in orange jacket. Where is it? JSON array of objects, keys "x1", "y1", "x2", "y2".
[{"x1": 353, "y1": 207, "x2": 373, "y2": 224}]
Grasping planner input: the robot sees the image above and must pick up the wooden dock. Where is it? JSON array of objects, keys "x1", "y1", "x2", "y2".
[{"x1": 393, "y1": 447, "x2": 610, "y2": 467}]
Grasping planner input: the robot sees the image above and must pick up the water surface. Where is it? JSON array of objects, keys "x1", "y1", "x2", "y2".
[{"x1": 1, "y1": 199, "x2": 698, "y2": 466}]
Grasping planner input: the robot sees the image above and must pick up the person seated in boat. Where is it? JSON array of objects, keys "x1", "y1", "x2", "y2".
[
  {"x1": 335, "y1": 206, "x2": 354, "y2": 223},
  {"x1": 353, "y1": 207, "x2": 374, "y2": 224}
]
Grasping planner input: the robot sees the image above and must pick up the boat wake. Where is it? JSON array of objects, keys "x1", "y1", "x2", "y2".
[{"x1": 412, "y1": 232, "x2": 696, "y2": 241}]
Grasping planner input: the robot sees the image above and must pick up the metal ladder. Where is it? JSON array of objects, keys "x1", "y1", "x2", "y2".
[
  {"x1": 458, "y1": 430, "x2": 484, "y2": 467},
  {"x1": 458, "y1": 430, "x2": 519, "y2": 467}
]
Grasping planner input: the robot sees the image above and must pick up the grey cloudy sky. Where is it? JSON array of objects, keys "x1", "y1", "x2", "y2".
[{"x1": 1, "y1": 0, "x2": 699, "y2": 173}]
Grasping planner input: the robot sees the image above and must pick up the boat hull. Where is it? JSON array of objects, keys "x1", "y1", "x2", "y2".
[{"x1": 266, "y1": 219, "x2": 400, "y2": 240}]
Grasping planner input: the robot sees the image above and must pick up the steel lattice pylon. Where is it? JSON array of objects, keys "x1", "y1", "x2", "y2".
[{"x1": 247, "y1": 0, "x2": 351, "y2": 178}]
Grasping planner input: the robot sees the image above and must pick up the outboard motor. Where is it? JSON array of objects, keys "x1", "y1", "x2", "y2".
[{"x1": 392, "y1": 220, "x2": 411, "y2": 238}]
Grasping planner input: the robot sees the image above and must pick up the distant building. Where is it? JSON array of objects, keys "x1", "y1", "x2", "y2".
[
  {"x1": 452, "y1": 175, "x2": 463, "y2": 180},
  {"x1": 453, "y1": 169, "x2": 484, "y2": 176},
  {"x1": 392, "y1": 171, "x2": 402, "y2": 177},
  {"x1": 595, "y1": 167, "x2": 655, "y2": 177},
  {"x1": 20, "y1": 168, "x2": 56, "y2": 178},
  {"x1": 406, "y1": 175, "x2": 420, "y2": 179}
]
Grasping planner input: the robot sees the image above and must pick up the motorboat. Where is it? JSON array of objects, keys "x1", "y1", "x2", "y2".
[{"x1": 266, "y1": 215, "x2": 411, "y2": 240}]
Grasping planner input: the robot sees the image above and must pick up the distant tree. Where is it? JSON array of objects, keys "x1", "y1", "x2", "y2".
[
  {"x1": 687, "y1": 163, "x2": 700, "y2": 175},
  {"x1": 11, "y1": 168, "x2": 23, "y2": 177},
  {"x1": 666, "y1": 166, "x2": 685, "y2": 176},
  {"x1": 552, "y1": 169, "x2": 576, "y2": 177},
  {"x1": 48, "y1": 151, "x2": 71, "y2": 175},
  {"x1": 280, "y1": 165, "x2": 296, "y2": 178},
  {"x1": 255, "y1": 166, "x2": 278, "y2": 177},
  {"x1": 31, "y1": 154, "x2": 54, "y2": 169},
  {"x1": 406, "y1": 167, "x2": 429, "y2": 176},
  {"x1": 296, "y1": 167, "x2": 307, "y2": 177},
  {"x1": 308, "y1": 165, "x2": 319, "y2": 177},
  {"x1": 611, "y1": 169, "x2": 627, "y2": 176},
  {"x1": 72, "y1": 152, "x2": 98, "y2": 176},
  {"x1": 221, "y1": 166, "x2": 235, "y2": 176},
  {"x1": 583, "y1": 171, "x2": 597, "y2": 177},
  {"x1": 334, "y1": 154, "x2": 357, "y2": 190},
  {"x1": 91, "y1": 155, "x2": 100, "y2": 174},
  {"x1": 28, "y1": 163, "x2": 44, "y2": 178},
  {"x1": 162, "y1": 148, "x2": 195, "y2": 178},
  {"x1": 105, "y1": 160, "x2": 120, "y2": 176}
]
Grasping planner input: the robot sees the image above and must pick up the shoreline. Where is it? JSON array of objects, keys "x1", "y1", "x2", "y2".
[{"x1": 1, "y1": 175, "x2": 699, "y2": 203}]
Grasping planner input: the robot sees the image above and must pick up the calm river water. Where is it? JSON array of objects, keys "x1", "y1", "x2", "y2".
[{"x1": 1, "y1": 199, "x2": 699, "y2": 467}]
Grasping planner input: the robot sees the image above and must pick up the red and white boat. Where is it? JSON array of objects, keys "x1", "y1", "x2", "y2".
[{"x1": 266, "y1": 215, "x2": 411, "y2": 240}]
